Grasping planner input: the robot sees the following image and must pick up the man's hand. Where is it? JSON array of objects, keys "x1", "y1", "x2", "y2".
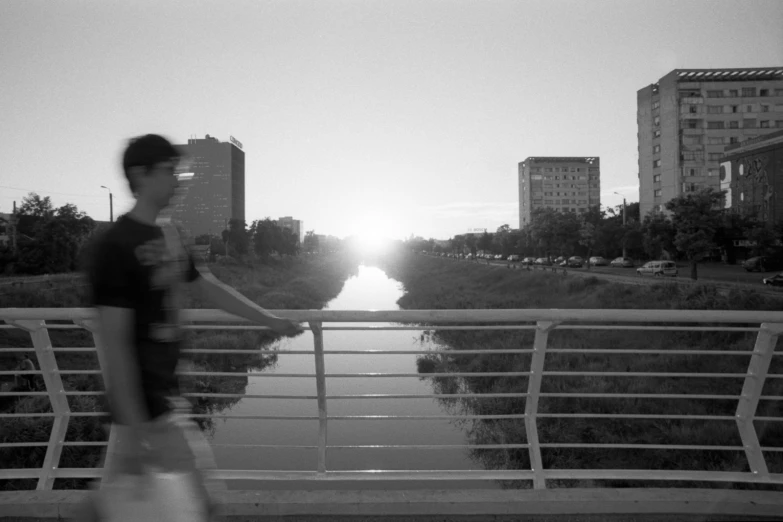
[{"x1": 270, "y1": 317, "x2": 304, "y2": 336}]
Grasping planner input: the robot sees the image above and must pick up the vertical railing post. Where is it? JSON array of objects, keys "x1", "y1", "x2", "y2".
[
  {"x1": 525, "y1": 321, "x2": 558, "y2": 489},
  {"x1": 735, "y1": 322, "x2": 783, "y2": 476},
  {"x1": 75, "y1": 318, "x2": 116, "y2": 487},
  {"x1": 309, "y1": 321, "x2": 328, "y2": 474},
  {"x1": 9, "y1": 319, "x2": 70, "y2": 490}
]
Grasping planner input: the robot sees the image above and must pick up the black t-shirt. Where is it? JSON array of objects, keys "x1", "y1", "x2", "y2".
[{"x1": 89, "y1": 214, "x2": 200, "y2": 422}]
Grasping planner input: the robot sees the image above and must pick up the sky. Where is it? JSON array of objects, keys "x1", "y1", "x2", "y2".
[{"x1": 1, "y1": 0, "x2": 782, "y2": 240}]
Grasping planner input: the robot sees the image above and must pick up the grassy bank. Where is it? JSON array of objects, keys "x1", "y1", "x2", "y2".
[
  {"x1": 0, "y1": 253, "x2": 359, "y2": 490},
  {"x1": 378, "y1": 252, "x2": 783, "y2": 490}
]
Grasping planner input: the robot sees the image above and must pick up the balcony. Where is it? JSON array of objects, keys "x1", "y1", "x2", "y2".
[{"x1": 2, "y1": 307, "x2": 783, "y2": 519}]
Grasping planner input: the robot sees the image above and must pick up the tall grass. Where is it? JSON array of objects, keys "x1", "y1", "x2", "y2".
[
  {"x1": 382, "y1": 253, "x2": 783, "y2": 490},
  {"x1": 0, "y1": 252, "x2": 359, "y2": 490}
]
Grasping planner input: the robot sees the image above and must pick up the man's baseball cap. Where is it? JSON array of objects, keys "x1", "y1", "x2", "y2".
[{"x1": 122, "y1": 134, "x2": 182, "y2": 172}]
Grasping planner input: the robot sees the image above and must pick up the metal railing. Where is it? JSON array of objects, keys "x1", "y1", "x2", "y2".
[{"x1": 1, "y1": 307, "x2": 783, "y2": 491}]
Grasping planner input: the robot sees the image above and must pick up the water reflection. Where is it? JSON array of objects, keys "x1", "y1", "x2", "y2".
[{"x1": 208, "y1": 264, "x2": 498, "y2": 490}]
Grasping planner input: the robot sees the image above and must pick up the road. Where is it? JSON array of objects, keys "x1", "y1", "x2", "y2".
[{"x1": 433, "y1": 255, "x2": 783, "y2": 297}]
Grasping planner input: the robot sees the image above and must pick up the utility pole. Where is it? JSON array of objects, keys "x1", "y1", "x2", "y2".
[{"x1": 100, "y1": 186, "x2": 113, "y2": 222}]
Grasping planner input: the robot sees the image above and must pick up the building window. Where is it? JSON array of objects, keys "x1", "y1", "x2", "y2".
[
  {"x1": 707, "y1": 137, "x2": 724, "y2": 144},
  {"x1": 683, "y1": 120, "x2": 700, "y2": 129},
  {"x1": 653, "y1": 174, "x2": 661, "y2": 183},
  {"x1": 744, "y1": 119, "x2": 757, "y2": 128},
  {"x1": 731, "y1": 105, "x2": 739, "y2": 113},
  {"x1": 531, "y1": 174, "x2": 543, "y2": 180},
  {"x1": 775, "y1": 89, "x2": 783, "y2": 96},
  {"x1": 653, "y1": 159, "x2": 661, "y2": 167},
  {"x1": 728, "y1": 90, "x2": 739, "y2": 97},
  {"x1": 689, "y1": 106, "x2": 698, "y2": 114},
  {"x1": 729, "y1": 136, "x2": 739, "y2": 144},
  {"x1": 760, "y1": 89, "x2": 769, "y2": 97},
  {"x1": 729, "y1": 121, "x2": 739, "y2": 129},
  {"x1": 653, "y1": 129, "x2": 661, "y2": 138},
  {"x1": 776, "y1": 121, "x2": 783, "y2": 128},
  {"x1": 654, "y1": 116, "x2": 660, "y2": 126},
  {"x1": 653, "y1": 144, "x2": 661, "y2": 153},
  {"x1": 652, "y1": 101, "x2": 660, "y2": 110},
  {"x1": 706, "y1": 90, "x2": 723, "y2": 98},
  {"x1": 654, "y1": 189, "x2": 662, "y2": 197},
  {"x1": 682, "y1": 135, "x2": 702, "y2": 145},
  {"x1": 760, "y1": 121, "x2": 770, "y2": 128},
  {"x1": 746, "y1": 105, "x2": 753, "y2": 112},
  {"x1": 707, "y1": 168, "x2": 718, "y2": 177},
  {"x1": 707, "y1": 121, "x2": 724, "y2": 129},
  {"x1": 742, "y1": 87, "x2": 757, "y2": 97},
  {"x1": 761, "y1": 105, "x2": 770, "y2": 113},
  {"x1": 708, "y1": 153, "x2": 723, "y2": 161},
  {"x1": 707, "y1": 105, "x2": 723, "y2": 114}
]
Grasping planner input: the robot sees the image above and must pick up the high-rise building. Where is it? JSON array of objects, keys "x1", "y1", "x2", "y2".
[
  {"x1": 172, "y1": 134, "x2": 245, "y2": 238},
  {"x1": 277, "y1": 216, "x2": 303, "y2": 244},
  {"x1": 637, "y1": 68, "x2": 783, "y2": 218},
  {"x1": 518, "y1": 157, "x2": 601, "y2": 227},
  {"x1": 719, "y1": 129, "x2": 783, "y2": 225}
]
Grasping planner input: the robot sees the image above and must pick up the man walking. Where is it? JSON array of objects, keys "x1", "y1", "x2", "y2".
[{"x1": 79, "y1": 134, "x2": 302, "y2": 521}]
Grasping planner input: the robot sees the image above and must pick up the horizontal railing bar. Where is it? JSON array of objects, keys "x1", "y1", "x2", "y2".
[
  {"x1": 542, "y1": 371, "x2": 748, "y2": 378},
  {"x1": 63, "y1": 391, "x2": 104, "y2": 396},
  {"x1": 327, "y1": 393, "x2": 528, "y2": 399},
  {"x1": 753, "y1": 417, "x2": 783, "y2": 422},
  {"x1": 327, "y1": 414, "x2": 527, "y2": 420},
  {"x1": 186, "y1": 414, "x2": 318, "y2": 420},
  {"x1": 548, "y1": 349, "x2": 754, "y2": 355},
  {"x1": 0, "y1": 413, "x2": 55, "y2": 418},
  {"x1": 180, "y1": 393, "x2": 315, "y2": 399},
  {"x1": 2, "y1": 307, "x2": 779, "y2": 324},
  {"x1": 539, "y1": 393, "x2": 739, "y2": 400},
  {"x1": 326, "y1": 444, "x2": 531, "y2": 450},
  {"x1": 538, "y1": 443, "x2": 744, "y2": 451},
  {"x1": 0, "y1": 371, "x2": 43, "y2": 376},
  {"x1": 0, "y1": 442, "x2": 50, "y2": 447},
  {"x1": 322, "y1": 326, "x2": 540, "y2": 331},
  {"x1": 324, "y1": 372, "x2": 530, "y2": 378},
  {"x1": 51, "y1": 348, "x2": 97, "y2": 352},
  {"x1": 537, "y1": 413, "x2": 735, "y2": 420},
  {"x1": 542, "y1": 469, "x2": 783, "y2": 484},
  {"x1": 180, "y1": 349, "x2": 534, "y2": 355},
  {"x1": 206, "y1": 470, "x2": 537, "y2": 481},
  {"x1": 0, "y1": 392, "x2": 49, "y2": 397},
  {"x1": 555, "y1": 325, "x2": 762, "y2": 332}
]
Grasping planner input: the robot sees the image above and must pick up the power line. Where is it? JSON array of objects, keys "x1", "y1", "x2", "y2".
[{"x1": 0, "y1": 184, "x2": 109, "y2": 199}]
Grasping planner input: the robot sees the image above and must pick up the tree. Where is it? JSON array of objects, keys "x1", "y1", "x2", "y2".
[
  {"x1": 745, "y1": 224, "x2": 777, "y2": 258},
  {"x1": 18, "y1": 193, "x2": 54, "y2": 218},
  {"x1": 303, "y1": 230, "x2": 319, "y2": 253},
  {"x1": 665, "y1": 188, "x2": 725, "y2": 280},
  {"x1": 640, "y1": 211, "x2": 676, "y2": 260},
  {"x1": 579, "y1": 222, "x2": 597, "y2": 270},
  {"x1": 227, "y1": 219, "x2": 249, "y2": 256},
  {"x1": 477, "y1": 232, "x2": 493, "y2": 253}
]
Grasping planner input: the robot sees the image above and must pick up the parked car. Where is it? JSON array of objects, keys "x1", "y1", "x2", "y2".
[
  {"x1": 610, "y1": 257, "x2": 634, "y2": 268},
  {"x1": 554, "y1": 256, "x2": 566, "y2": 264},
  {"x1": 534, "y1": 257, "x2": 552, "y2": 266},
  {"x1": 588, "y1": 256, "x2": 608, "y2": 266},
  {"x1": 565, "y1": 256, "x2": 584, "y2": 268},
  {"x1": 762, "y1": 273, "x2": 783, "y2": 286},
  {"x1": 522, "y1": 257, "x2": 535, "y2": 265},
  {"x1": 637, "y1": 260, "x2": 678, "y2": 277},
  {"x1": 743, "y1": 256, "x2": 783, "y2": 273},
  {"x1": 508, "y1": 255, "x2": 520, "y2": 262}
]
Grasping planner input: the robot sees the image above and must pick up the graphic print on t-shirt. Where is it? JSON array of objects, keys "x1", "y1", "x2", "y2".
[{"x1": 134, "y1": 224, "x2": 191, "y2": 342}]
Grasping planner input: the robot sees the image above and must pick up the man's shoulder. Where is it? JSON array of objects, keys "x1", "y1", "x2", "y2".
[{"x1": 96, "y1": 216, "x2": 159, "y2": 250}]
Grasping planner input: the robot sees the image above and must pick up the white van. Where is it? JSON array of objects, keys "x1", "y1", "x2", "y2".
[{"x1": 636, "y1": 260, "x2": 678, "y2": 277}]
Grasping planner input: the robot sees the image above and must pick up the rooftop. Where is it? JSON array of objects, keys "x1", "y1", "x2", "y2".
[{"x1": 675, "y1": 67, "x2": 783, "y2": 82}]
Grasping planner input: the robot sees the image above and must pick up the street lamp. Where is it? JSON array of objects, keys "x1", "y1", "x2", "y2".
[
  {"x1": 613, "y1": 191, "x2": 627, "y2": 258},
  {"x1": 100, "y1": 186, "x2": 113, "y2": 223}
]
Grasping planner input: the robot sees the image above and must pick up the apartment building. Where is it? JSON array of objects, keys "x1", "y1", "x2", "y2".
[
  {"x1": 638, "y1": 68, "x2": 783, "y2": 218},
  {"x1": 171, "y1": 134, "x2": 245, "y2": 238},
  {"x1": 719, "y1": 129, "x2": 783, "y2": 225},
  {"x1": 518, "y1": 157, "x2": 601, "y2": 227},
  {"x1": 277, "y1": 216, "x2": 303, "y2": 244}
]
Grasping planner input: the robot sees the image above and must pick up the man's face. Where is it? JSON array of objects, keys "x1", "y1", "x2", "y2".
[{"x1": 134, "y1": 160, "x2": 180, "y2": 207}]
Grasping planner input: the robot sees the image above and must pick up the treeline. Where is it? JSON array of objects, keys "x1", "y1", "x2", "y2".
[
  {"x1": 0, "y1": 193, "x2": 330, "y2": 275},
  {"x1": 407, "y1": 188, "x2": 783, "y2": 280},
  {"x1": 0, "y1": 194, "x2": 97, "y2": 275}
]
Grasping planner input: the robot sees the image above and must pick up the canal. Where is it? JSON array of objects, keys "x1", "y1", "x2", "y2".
[{"x1": 209, "y1": 264, "x2": 500, "y2": 490}]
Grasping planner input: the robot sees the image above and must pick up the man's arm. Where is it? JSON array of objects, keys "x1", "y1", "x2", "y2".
[
  {"x1": 96, "y1": 306, "x2": 149, "y2": 426},
  {"x1": 193, "y1": 269, "x2": 303, "y2": 336}
]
